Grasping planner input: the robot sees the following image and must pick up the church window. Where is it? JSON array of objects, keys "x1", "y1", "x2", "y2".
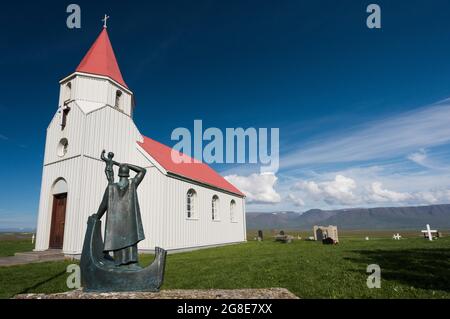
[
  {"x1": 64, "y1": 82, "x2": 72, "y2": 103},
  {"x1": 187, "y1": 189, "x2": 197, "y2": 219},
  {"x1": 230, "y1": 200, "x2": 236, "y2": 222},
  {"x1": 212, "y1": 195, "x2": 219, "y2": 220},
  {"x1": 115, "y1": 90, "x2": 123, "y2": 109},
  {"x1": 57, "y1": 138, "x2": 69, "y2": 157}
]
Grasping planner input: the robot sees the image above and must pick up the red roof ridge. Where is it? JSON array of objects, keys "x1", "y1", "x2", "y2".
[
  {"x1": 138, "y1": 135, "x2": 244, "y2": 197},
  {"x1": 76, "y1": 28, "x2": 128, "y2": 89}
]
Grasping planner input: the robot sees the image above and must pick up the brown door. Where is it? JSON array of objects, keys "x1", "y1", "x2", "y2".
[{"x1": 49, "y1": 193, "x2": 67, "y2": 249}]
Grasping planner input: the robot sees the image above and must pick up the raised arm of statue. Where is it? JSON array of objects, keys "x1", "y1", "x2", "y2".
[
  {"x1": 111, "y1": 160, "x2": 121, "y2": 166},
  {"x1": 126, "y1": 163, "x2": 147, "y2": 187}
]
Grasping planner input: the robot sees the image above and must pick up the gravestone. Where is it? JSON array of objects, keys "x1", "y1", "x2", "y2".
[
  {"x1": 274, "y1": 230, "x2": 293, "y2": 243},
  {"x1": 258, "y1": 230, "x2": 264, "y2": 241},
  {"x1": 313, "y1": 225, "x2": 339, "y2": 243},
  {"x1": 322, "y1": 237, "x2": 335, "y2": 245}
]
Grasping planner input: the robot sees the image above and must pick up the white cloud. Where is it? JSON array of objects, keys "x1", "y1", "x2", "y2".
[
  {"x1": 0, "y1": 134, "x2": 8, "y2": 140},
  {"x1": 238, "y1": 160, "x2": 450, "y2": 212},
  {"x1": 367, "y1": 182, "x2": 413, "y2": 203},
  {"x1": 286, "y1": 193, "x2": 305, "y2": 207},
  {"x1": 295, "y1": 180, "x2": 322, "y2": 196},
  {"x1": 291, "y1": 171, "x2": 450, "y2": 209},
  {"x1": 414, "y1": 190, "x2": 450, "y2": 204},
  {"x1": 407, "y1": 149, "x2": 427, "y2": 166},
  {"x1": 225, "y1": 173, "x2": 281, "y2": 204},
  {"x1": 407, "y1": 148, "x2": 450, "y2": 171},
  {"x1": 415, "y1": 191, "x2": 438, "y2": 204},
  {"x1": 294, "y1": 175, "x2": 357, "y2": 205}
]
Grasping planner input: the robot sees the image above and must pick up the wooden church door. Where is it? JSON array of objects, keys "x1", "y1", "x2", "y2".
[{"x1": 49, "y1": 193, "x2": 67, "y2": 249}]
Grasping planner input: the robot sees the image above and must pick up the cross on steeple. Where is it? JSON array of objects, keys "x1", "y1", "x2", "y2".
[{"x1": 102, "y1": 14, "x2": 110, "y2": 28}]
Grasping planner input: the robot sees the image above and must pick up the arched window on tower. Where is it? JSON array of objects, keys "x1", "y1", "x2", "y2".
[
  {"x1": 115, "y1": 90, "x2": 123, "y2": 109},
  {"x1": 187, "y1": 189, "x2": 197, "y2": 219},
  {"x1": 230, "y1": 200, "x2": 236, "y2": 222},
  {"x1": 212, "y1": 195, "x2": 219, "y2": 220},
  {"x1": 64, "y1": 82, "x2": 72, "y2": 104}
]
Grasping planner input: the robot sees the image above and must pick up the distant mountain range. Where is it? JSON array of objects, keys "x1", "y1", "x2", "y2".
[
  {"x1": 246, "y1": 204, "x2": 450, "y2": 230},
  {"x1": 0, "y1": 228, "x2": 35, "y2": 233},
  {"x1": 1, "y1": 205, "x2": 449, "y2": 233}
]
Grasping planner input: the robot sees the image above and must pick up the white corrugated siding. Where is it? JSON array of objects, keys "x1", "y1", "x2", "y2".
[
  {"x1": 72, "y1": 76, "x2": 108, "y2": 105},
  {"x1": 35, "y1": 156, "x2": 83, "y2": 253},
  {"x1": 43, "y1": 101, "x2": 85, "y2": 165},
  {"x1": 156, "y1": 177, "x2": 246, "y2": 250},
  {"x1": 82, "y1": 105, "x2": 146, "y2": 165},
  {"x1": 59, "y1": 75, "x2": 132, "y2": 116}
]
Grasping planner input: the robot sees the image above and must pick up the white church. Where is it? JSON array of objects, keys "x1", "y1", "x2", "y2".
[{"x1": 34, "y1": 26, "x2": 247, "y2": 256}]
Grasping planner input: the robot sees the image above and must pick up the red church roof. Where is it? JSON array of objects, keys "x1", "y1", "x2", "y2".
[
  {"x1": 138, "y1": 136, "x2": 244, "y2": 197},
  {"x1": 76, "y1": 28, "x2": 128, "y2": 88}
]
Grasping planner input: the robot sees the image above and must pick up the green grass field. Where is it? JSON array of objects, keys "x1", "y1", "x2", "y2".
[
  {"x1": 0, "y1": 232, "x2": 449, "y2": 299},
  {"x1": 0, "y1": 233, "x2": 34, "y2": 257}
]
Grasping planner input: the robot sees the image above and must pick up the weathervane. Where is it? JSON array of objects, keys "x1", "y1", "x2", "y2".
[{"x1": 102, "y1": 14, "x2": 110, "y2": 28}]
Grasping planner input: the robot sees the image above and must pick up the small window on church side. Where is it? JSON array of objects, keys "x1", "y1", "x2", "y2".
[
  {"x1": 115, "y1": 90, "x2": 123, "y2": 109},
  {"x1": 187, "y1": 189, "x2": 196, "y2": 219},
  {"x1": 57, "y1": 138, "x2": 69, "y2": 157},
  {"x1": 212, "y1": 195, "x2": 219, "y2": 220},
  {"x1": 230, "y1": 200, "x2": 236, "y2": 222},
  {"x1": 64, "y1": 82, "x2": 72, "y2": 103}
]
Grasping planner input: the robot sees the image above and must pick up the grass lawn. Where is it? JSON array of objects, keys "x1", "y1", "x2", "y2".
[
  {"x1": 0, "y1": 233, "x2": 34, "y2": 257},
  {"x1": 0, "y1": 234, "x2": 449, "y2": 299}
]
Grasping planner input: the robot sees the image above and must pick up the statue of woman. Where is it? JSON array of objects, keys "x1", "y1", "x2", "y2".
[{"x1": 94, "y1": 154, "x2": 147, "y2": 268}]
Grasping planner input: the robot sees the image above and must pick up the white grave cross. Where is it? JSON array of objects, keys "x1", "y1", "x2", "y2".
[
  {"x1": 421, "y1": 224, "x2": 436, "y2": 241},
  {"x1": 392, "y1": 233, "x2": 401, "y2": 240}
]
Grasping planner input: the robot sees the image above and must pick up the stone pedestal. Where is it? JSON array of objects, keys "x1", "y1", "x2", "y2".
[{"x1": 15, "y1": 288, "x2": 298, "y2": 299}]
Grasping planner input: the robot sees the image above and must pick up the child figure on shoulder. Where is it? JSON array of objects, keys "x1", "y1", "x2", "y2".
[{"x1": 101, "y1": 150, "x2": 120, "y2": 184}]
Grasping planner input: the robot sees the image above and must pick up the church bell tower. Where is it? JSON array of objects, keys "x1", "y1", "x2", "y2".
[
  {"x1": 58, "y1": 26, "x2": 135, "y2": 118},
  {"x1": 35, "y1": 25, "x2": 142, "y2": 254}
]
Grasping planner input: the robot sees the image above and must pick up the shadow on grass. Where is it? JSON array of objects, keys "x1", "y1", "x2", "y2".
[
  {"x1": 346, "y1": 248, "x2": 450, "y2": 292},
  {"x1": 18, "y1": 270, "x2": 67, "y2": 295}
]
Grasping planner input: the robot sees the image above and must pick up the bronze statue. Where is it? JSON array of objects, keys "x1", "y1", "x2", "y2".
[
  {"x1": 95, "y1": 153, "x2": 146, "y2": 268},
  {"x1": 80, "y1": 151, "x2": 167, "y2": 292}
]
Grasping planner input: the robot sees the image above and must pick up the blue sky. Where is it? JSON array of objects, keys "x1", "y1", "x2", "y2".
[{"x1": 1, "y1": 0, "x2": 450, "y2": 228}]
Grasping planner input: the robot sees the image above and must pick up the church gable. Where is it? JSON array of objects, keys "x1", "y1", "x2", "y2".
[{"x1": 82, "y1": 106, "x2": 149, "y2": 167}]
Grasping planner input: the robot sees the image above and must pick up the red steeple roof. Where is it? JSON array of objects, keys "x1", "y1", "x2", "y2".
[{"x1": 76, "y1": 28, "x2": 128, "y2": 88}]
